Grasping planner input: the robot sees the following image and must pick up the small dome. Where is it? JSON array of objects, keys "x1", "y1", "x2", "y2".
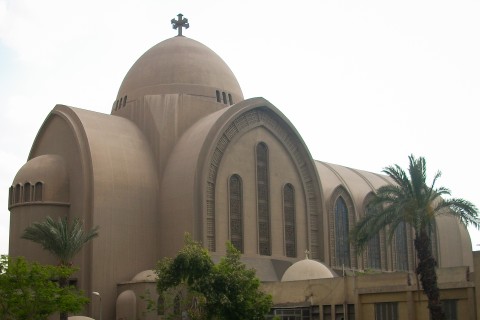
[
  {"x1": 116, "y1": 36, "x2": 243, "y2": 107},
  {"x1": 11, "y1": 154, "x2": 69, "y2": 204},
  {"x1": 281, "y1": 258, "x2": 335, "y2": 282},
  {"x1": 131, "y1": 270, "x2": 158, "y2": 282}
]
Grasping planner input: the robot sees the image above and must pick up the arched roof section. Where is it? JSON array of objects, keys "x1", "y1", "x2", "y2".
[
  {"x1": 30, "y1": 106, "x2": 159, "y2": 219},
  {"x1": 315, "y1": 161, "x2": 392, "y2": 217},
  {"x1": 436, "y1": 214, "x2": 473, "y2": 269},
  {"x1": 315, "y1": 160, "x2": 473, "y2": 270},
  {"x1": 27, "y1": 105, "x2": 160, "y2": 310},
  {"x1": 159, "y1": 97, "x2": 324, "y2": 258}
]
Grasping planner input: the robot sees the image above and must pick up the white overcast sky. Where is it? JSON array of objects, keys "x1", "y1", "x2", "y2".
[{"x1": 1, "y1": 0, "x2": 479, "y2": 256}]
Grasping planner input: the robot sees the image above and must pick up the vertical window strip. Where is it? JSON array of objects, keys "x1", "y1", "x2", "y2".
[
  {"x1": 395, "y1": 221, "x2": 409, "y2": 271},
  {"x1": 257, "y1": 143, "x2": 271, "y2": 256},
  {"x1": 284, "y1": 184, "x2": 296, "y2": 257},
  {"x1": 366, "y1": 205, "x2": 381, "y2": 269},
  {"x1": 229, "y1": 175, "x2": 243, "y2": 253},
  {"x1": 334, "y1": 197, "x2": 350, "y2": 267}
]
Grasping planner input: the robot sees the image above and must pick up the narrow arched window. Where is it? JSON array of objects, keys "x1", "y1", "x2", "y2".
[
  {"x1": 334, "y1": 197, "x2": 350, "y2": 267},
  {"x1": 24, "y1": 182, "x2": 31, "y2": 202},
  {"x1": 216, "y1": 90, "x2": 221, "y2": 102},
  {"x1": 228, "y1": 93, "x2": 233, "y2": 105},
  {"x1": 14, "y1": 184, "x2": 21, "y2": 204},
  {"x1": 395, "y1": 221, "x2": 409, "y2": 271},
  {"x1": 365, "y1": 206, "x2": 381, "y2": 269},
  {"x1": 34, "y1": 182, "x2": 43, "y2": 201},
  {"x1": 284, "y1": 184, "x2": 296, "y2": 257},
  {"x1": 8, "y1": 186, "x2": 14, "y2": 206},
  {"x1": 256, "y1": 143, "x2": 271, "y2": 256},
  {"x1": 222, "y1": 92, "x2": 227, "y2": 104},
  {"x1": 123, "y1": 95, "x2": 127, "y2": 107},
  {"x1": 229, "y1": 174, "x2": 243, "y2": 253}
]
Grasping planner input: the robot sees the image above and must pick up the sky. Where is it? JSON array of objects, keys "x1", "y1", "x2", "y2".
[{"x1": 0, "y1": 0, "x2": 479, "y2": 256}]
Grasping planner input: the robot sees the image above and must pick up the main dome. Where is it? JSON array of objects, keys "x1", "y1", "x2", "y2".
[{"x1": 115, "y1": 36, "x2": 243, "y2": 109}]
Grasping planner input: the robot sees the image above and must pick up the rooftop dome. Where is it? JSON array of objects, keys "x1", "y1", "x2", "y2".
[
  {"x1": 131, "y1": 270, "x2": 158, "y2": 282},
  {"x1": 281, "y1": 258, "x2": 335, "y2": 282},
  {"x1": 115, "y1": 36, "x2": 244, "y2": 109}
]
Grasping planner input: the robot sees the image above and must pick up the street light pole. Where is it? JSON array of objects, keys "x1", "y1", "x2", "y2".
[{"x1": 92, "y1": 292, "x2": 102, "y2": 320}]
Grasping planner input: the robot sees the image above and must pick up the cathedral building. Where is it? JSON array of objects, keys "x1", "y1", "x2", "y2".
[{"x1": 8, "y1": 16, "x2": 474, "y2": 319}]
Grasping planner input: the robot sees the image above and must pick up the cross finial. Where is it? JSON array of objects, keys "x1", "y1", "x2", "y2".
[
  {"x1": 304, "y1": 249, "x2": 310, "y2": 260},
  {"x1": 171, "y1": 13, "x2": 189, "y2": 36}
]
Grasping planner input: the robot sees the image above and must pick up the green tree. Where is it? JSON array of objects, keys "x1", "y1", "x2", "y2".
[
  {"x1": 350, "y1": 155, "x2": 479, "y2": 320},
  {"x1": 156, "y1": 235, "x2": 272, "y2": 319},
  {"x1": 21, "y1": 216, "x2": 99, "y2": 320},
  {"x1": 0, "y1": 255, "x2": 88, "y2": 320}
]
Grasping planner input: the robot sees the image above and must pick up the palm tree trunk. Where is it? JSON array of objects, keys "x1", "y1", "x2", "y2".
[
  {"x1": 59, "y1": 276, "x2": 68, "y2": 320},
  {"x1": 414, "y1": 231, "x2": 445, "y2": 320}
]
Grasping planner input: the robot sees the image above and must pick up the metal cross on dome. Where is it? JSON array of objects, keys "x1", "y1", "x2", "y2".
[{"x1": 171, "y1": 14, "x2": 189, "y2": 36}]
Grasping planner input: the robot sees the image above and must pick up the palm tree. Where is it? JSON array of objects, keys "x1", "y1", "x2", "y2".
[
  {"x1": 351, "y1": 155, "x2": 479, "y2": 320},
  {"x1": 22, "y1": 216, "x2": 99, "y2": 320}
]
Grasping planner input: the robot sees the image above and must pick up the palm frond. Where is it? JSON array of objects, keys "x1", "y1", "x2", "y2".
[
  {"x1": 351, "y1": 154, "x2": 479, "y2": 252},
  {"x1": 22, "y1": 216, "x2": 99, "y2": 265}
]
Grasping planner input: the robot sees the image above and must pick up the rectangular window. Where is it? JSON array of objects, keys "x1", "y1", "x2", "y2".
[
  {"x1": 375, "y1": 302, "x2": 398, "y2": 320},
  {"x1": 323, "y1": 305, "x2": 331, "y2": 320},
  {"x1": 271, "y1": 307, "x2": 311, "y2": 319},
  {"x1": 335, "y1": 304, "x2": 344, "y2": 319},
  {"x1": 348, "y1": 304, "x2": 355, "y2": 320}
]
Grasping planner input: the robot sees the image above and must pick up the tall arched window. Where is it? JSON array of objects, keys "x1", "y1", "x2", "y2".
[
  {"x1": 229, "y1": 174, "x2": 243, "y2": 253},
  {"x1": 284, "y1": 184, "x2": 296, "y2": 257},
  {"x1": 365, "y1": 205, "x2": 381, "y2": 269},
  {"x1": 256, "y1": 143, "x2": 271, "y2": 256},
  {"x1": 334, "y1": 197, "x2": 350, "y2": 267},
  {"x1": 395, "y1": 221, "x2": 409, "y2": 271}
]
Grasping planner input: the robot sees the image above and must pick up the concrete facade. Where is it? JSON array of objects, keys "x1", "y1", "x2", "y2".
[{"x1": 8, "y1": 30, "x2": 475, "y2": 319}]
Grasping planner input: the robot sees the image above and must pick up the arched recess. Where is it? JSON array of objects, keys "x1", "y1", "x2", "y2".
[
  {"x1": 329, "y1": 186, "x2": 356, "y2": 269},
  {"x1": 200, "y1": 98, "x2": 324, "y2": 259}
]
